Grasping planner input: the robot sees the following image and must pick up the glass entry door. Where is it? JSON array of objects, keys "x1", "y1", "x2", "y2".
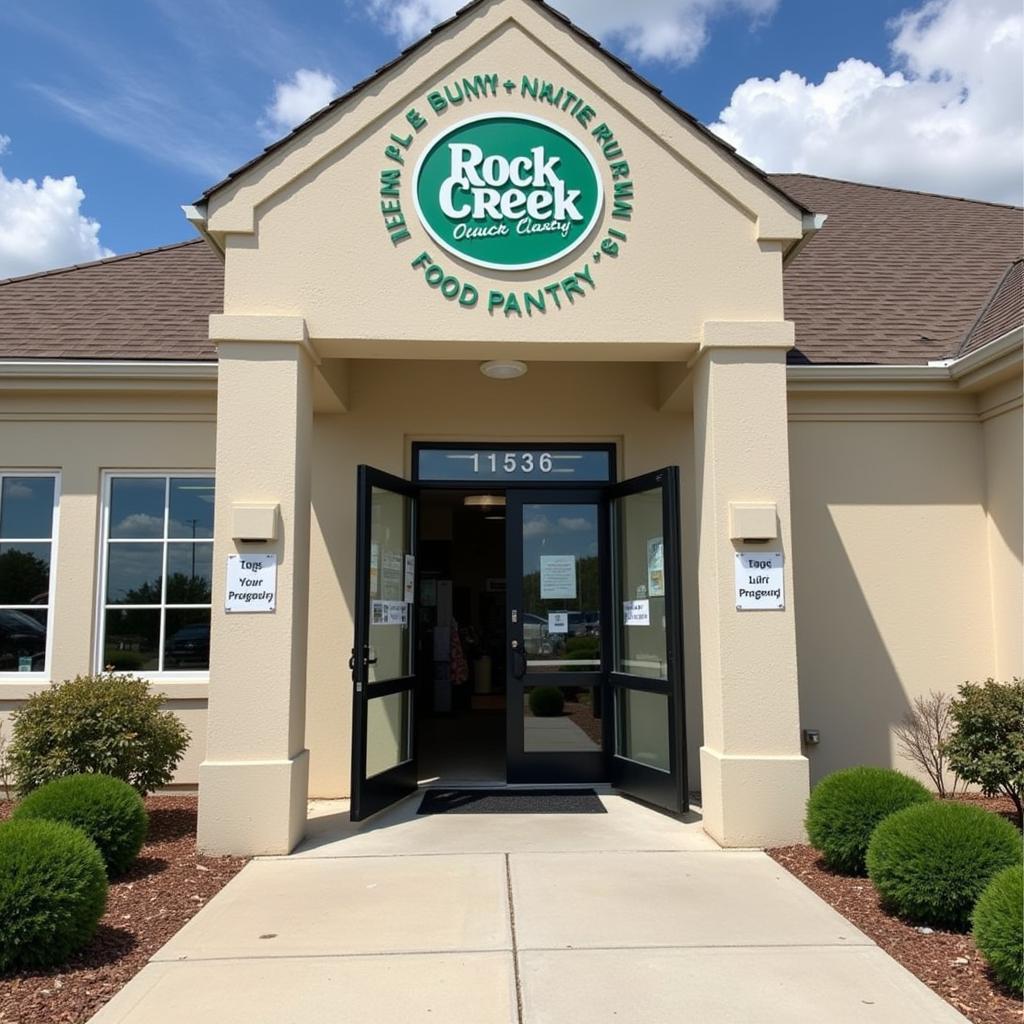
[
  {"x1": 608, "y1": 468, "x2": 688, "y2": 813},
  {"x1": 506, "y1": 491, "x2": 607, "y2": 783},
  {"x1": 350, "y1": 466, "x2": 418, "y2": 821}
]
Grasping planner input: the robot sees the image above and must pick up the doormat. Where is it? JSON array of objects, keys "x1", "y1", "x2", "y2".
[{"x1": 417, "y1": 789, "x2": 606, "y2": 815}]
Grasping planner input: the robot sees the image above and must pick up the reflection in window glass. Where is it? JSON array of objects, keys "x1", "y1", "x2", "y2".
[
  {"x1": 523, "y1": 685, "x2": 602, "y2": 752},
  {"x1": 616, "y1": 688, "x2": 670, "y2": 772},
  {"x1": 367, "y1": 487, "x2": 412, "y2": 683},
  {"x1": 366, "y1": 690, "x2": 411, "y2": 777},
  {"x1": 612, "y1": 489, "x2": 668, "y2": 680},
  {"x1": 109, "y1": 478, "x2": 166, "y2": 538},
  {"x1": 0, "y1": 473, "x2": 58, "y2": 674},
  {"x1": 520, "y1": 504, "x2": 601, "y2": 673},
  {"x1": 102, "y1": 475, "x2": 214, "y2": 673}
]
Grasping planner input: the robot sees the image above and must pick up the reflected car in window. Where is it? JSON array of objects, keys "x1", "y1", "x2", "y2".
[
  {"x1": 164, "y1": 622, "x2": 211, "y2": 668},
  {"x1": 0, "y1": 610, "x2": 46, "y2": 672}
]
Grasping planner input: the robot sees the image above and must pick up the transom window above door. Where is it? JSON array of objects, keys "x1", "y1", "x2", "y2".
[{"x1": 100, "y1": 474, "x2": 215, "y2": 675}]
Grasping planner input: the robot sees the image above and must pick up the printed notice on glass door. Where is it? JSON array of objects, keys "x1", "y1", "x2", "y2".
[
  {"x1": 404, "y1": 554, "x2": 416, "y2": 603},
  {"x1": 647, "y1": 537, "x2": 664, "y2": 598},
  {"x1": 548, "y1": 611, "x2": 569, "y2": 634},
  {"x1": 540, "y1": 555, "x2": 576, "y2": 600},
  {"x1": 623, "y1": 599, "x2": 650, "y2": 626}
]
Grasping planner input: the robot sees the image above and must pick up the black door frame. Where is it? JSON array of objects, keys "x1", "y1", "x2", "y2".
[
  {"x1": 504, "y1": 488, "x2": 611, "y2": 784},
  {"x1": 607, "y1": 467, "x2": 688, "y2": 814},
  {"x1": 349, "y1": 465, "x2": 420, "y2": 821}
]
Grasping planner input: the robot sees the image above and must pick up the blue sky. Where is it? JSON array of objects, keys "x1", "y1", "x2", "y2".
[{"x1": 0, "y1": 0, "x2": 1020, "y2": 276}]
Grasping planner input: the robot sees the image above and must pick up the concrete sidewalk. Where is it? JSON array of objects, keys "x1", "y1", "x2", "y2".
[{"x1": 89, "y1": 794, "x2": 968, "y2": 1023}]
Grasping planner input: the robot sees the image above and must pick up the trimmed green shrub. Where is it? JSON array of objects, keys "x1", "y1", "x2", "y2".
[
  {"x1": 867, "y1": 801, "x2": 1022, "y2": 929},
  {"x1": 973, "y1": 864, "x2": 1023, "y2": 996},
  {"x1": 8, "y1": 673, "x2": 189, "y2": 796},
  {"x1": 805, "y1": 766, "x2": 932, "y2": 875},
  {"x1": 528, "y1": 686, "x2": 565, "y2": 717},
  {"x1": 0, "y1": 819, "x2": 108, "y2": 972},
  {"x1": 13, "y1": 774, "x2": 148, "y2": 876},
  {"x1": 944, "y1": 678, "x2": 1024, "y2": 824}
]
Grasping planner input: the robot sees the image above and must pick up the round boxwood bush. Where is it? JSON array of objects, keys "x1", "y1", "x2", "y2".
[
  {"x1": 13, "y1": 774, "x2": 148, "y2": 876},
  {"x1": 972, "y1": 864, "x2": 1023, "y2": 995},
  {"x1": 867, "y1": 801, "x2": 1022, "y2": 929},
  {"x1": 0, "y1": 819, "x2": 108, "y2": 972},
  {"x1": 528, "y1": 686, "x2": 565, "y2": 717},
  {"x1": 805, "y1": 766, "x2": 932, "y2": 874}
]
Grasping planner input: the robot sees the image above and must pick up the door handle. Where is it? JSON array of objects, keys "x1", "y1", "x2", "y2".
[{"x1": 511, "y1": 639, "x2": 527, "y2": 680}]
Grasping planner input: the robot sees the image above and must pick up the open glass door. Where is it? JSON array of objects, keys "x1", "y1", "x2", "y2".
[
  {"x1": 350, "y1": 466, "x2": 418, "y2": 821},
  {"x1": 608, "y1": 467, "x2": 687, "y2": 814}
]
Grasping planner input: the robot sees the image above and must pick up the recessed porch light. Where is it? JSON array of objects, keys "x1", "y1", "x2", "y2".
[{"x1": 480, "y1": 359, "x2": 527, "y2": 380}]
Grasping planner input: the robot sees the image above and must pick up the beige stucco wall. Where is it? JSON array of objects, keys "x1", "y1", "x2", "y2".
[
  {"x1": 788, "y1": 382, "x2": 1023, "y2": 786},
  {"x1": 979, "y1": 376, "x2": 1024, "y2": 677},
  {"x1": 305, "y1": 358, "x2": 703, "y2": 798},
  {"x1": 0, "y1": 389, "x2": 215, "y2": 787}
]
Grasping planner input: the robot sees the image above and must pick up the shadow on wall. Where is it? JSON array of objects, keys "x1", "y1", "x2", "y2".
[{"x1": 790, "y1": 420, "x2": 996, "y2": 787}]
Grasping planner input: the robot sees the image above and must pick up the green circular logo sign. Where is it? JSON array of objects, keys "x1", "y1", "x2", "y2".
[{"x1": 413, "y1": 113, "x2": 604, "y2": 271}]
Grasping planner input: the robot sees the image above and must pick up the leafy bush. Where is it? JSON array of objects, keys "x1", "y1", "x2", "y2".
[
  {"x1": 805, "y1": 766, "x2": 932, "y2": 875},
  {"x1": 528, "y1": 686, "x2": 565, "y2": 717},
  {"x1": 866, "y1": 801, "x2": 1022, "y2": 929},
  {"x1": 973, "y1": 864, "x2": 1023, "y2": 996},
  {"x1": 13, "y1": 774, "x2": 148, "y2": 876},
  {"x1": 944, "y1": 678, "x2": 1024, "y2": 823},
  {"x1": 0, "y1": 819, "x2": 108, "y2": 972},
  {"x1": 8, "y1": 673, "x2": 190, "y2": 796}
]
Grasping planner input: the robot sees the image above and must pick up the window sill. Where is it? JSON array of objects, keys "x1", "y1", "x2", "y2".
[{"x1": 0, "y1": 678, "x2": 209, "y2": 701}]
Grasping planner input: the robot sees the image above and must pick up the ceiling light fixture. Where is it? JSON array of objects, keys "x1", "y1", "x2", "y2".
[
  {"x1": 480, "y1": 359, "x2": 527, "y2": 380},
  {"x1": 464, "y1": 495, "x2": 506, "y2": 509}
]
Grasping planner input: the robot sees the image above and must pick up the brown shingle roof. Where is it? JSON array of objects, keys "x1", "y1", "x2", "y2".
[
  {"x1": 771, "y1": 173, "x2": 1023, "y2": 365},
  {"x1": 0, "y1": 240, "x2": 221, "y2": 361},
  {"x1": 0, "y1": 175, "x2": 1020, "y2": 367},
  {"x1": 958, "y1": 256, "x2": 1023, "y2": 356}
]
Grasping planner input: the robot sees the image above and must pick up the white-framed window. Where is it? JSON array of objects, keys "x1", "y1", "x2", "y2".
[
  {"x1": 0, "y1": 472, "x2": 60, "y2": 677},
  {"x1": 98, "y1": 472, "x2": 215, "y2": 676}
]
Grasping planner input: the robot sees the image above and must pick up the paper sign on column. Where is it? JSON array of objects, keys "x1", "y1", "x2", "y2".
[
  {"x1": 540, "y1": 555, "x2": 576, "y2": 599},
  {"x1": 548, "y1": 611, "x2": 568, "y2": 634},
  {"x1": 404, "y1": 554, "x2": 416, "y2": 603},
  {"x1": 225, "y1": 554, "x2": 277, "y2": 613},
  {"x1": 623, "y1": 599, "x2": 650, "y2": 626},
  {"x1": 735, "y1": 551, "x2": 785, "y2": 610}
]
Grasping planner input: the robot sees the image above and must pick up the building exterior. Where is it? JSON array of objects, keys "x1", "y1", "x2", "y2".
[{"x1": 0, "y1": 0, "x2": 1019, "y2": 856}]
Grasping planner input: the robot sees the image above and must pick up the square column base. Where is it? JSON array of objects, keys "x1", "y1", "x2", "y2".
[
  {"x1": 198, "y1": 750, "x2": 309, "y2": 856},
  {"x1": 700, "y1": 747, "x2": 809, "y2": 848}
]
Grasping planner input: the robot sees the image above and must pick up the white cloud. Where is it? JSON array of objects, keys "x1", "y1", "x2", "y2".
[
  {"x1": 0, "y1": 135, "x2": 10, "y2": 155},
  {"x1": 262, "y1": 68, "x2": 341, "y2": 136},
  {"x1": 710, "y1": 0, "x2": 1023, "y2": 204},
  {"x1": 363, "y1": 0, "x2": 777, "y2": 65},
  {"x1": 0, "y1": 151, "x2": 114, "y2": 279}
]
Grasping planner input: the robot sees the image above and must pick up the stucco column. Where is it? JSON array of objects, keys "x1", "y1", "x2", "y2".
[
  {"x1": 692, "y1": 322, "x2": 809, "y2": 847},
  {"x1": 198, "y1": 315, "x2": 314, "y2": 855}
]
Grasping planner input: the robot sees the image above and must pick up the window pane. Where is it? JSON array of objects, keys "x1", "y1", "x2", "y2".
[
  {"x1": 368, "y1": 487, "x2": 412, "y2": 683},
  {"x1": 520, "y1": 503, "x2": 601, "y2": 673},
  {"x1": 523, "y1": 685, "x2": 602, "y2": 752},
  {"x1": 365, "y1": 690, "x2": 411, "y2": 777},
  {"x1": 106, "y1": 543, "x2": 163, "y2": 604},
  {"x1": 613, "y1": 489, "x2": 668, "y2": 679},
  {"x1": 164, "y1": 608, "x2": 211, "y2": 671},
  {"x1": 0, "y1": 477, "x2": 54, "y2": 539},
  {"x1": 168, "y1": 478, "x2": 215, "y2": 539},
  {"x1": 616, "y1": 688, "x2": 670, "y2": 772},
  {"x1": 0, "y1": 542, "x2": 51, "y2": 605},
  {"x1": 0, "y1": 608, "x2": 47, "y2": 672},
  {"x1": 104, "y1": 608, "x2": 160, "y2": 672},
  {"x1": 109, "y1": 478, "x2": 165, "y2": 539},
  {"x1": 166, "y1": 542, "x2": 212, "y2": 603}
]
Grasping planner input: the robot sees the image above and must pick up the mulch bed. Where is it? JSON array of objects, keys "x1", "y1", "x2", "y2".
[
  {"x1": 0, "y1": 796, "x2": 247, "y2": 1024},
  {"x1": 769, "y1": 794, "x2": 1022, "y2": 1024}
]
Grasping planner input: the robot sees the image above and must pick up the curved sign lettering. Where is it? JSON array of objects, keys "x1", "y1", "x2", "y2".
[{"x1": 413, "y1": 112, "x2": 603, "y2": 271}]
